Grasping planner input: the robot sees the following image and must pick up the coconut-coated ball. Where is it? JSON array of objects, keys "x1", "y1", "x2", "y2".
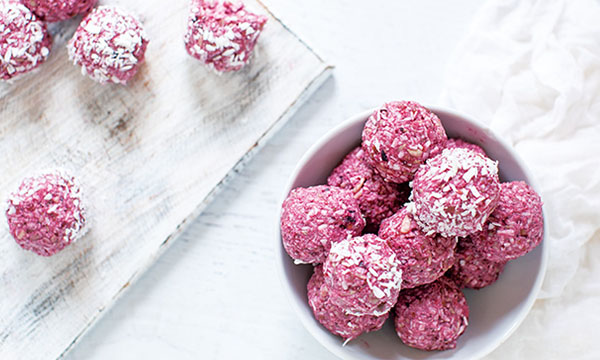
[
  {"x1": 307, "y1": 265, "x2": 388, "y2": 342},
  {"x1": 323, "y1": 234, "x2": 402, "y2": 316},
  {"x1": 445, "y1": 138, "x2": 486, "y2": 156},
  {"x1": 21, "y1": 0, "x2": 96, "y2": 22},
  {"x1": 379, "y1": 207, "x2": 456, "y2": 289},
  {"x1": 410, "y1": 147, "x2": 500, "y2": 237},
  {"x1": 327, "y1": 147, "x2": 403, "y2": 232},
  {"x1": 0, "y1": 0, "x2": 51, "y2": 80},
  {"x1": 6, "y1": 170, "x2": 86, "y2": 256},
  {"x1": 446, "y1": 236, "x2": 507, "y2": 289},
  {"x1": 184, "y1": 0, "x2": 267, "y2": 73},
  {"x1": 473, "y1": 181, "x2": 544, "y2": 262},
  {"x1": 67, "y1": 6, "x2": 149, "y2": 84},
  {"x1": 394, "y1": 277, "x2": 469, "y2": 351},
  {"x1": 361, "y1": 101, "x2": 447, "y2": 183},
  {"x1": 280, "y1": 185, "x2": 365, "y2": 264}
]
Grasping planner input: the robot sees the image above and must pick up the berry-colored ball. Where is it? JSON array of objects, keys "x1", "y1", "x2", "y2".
[
  {"x1": 323, "y1": 234, "x2": 402, "y2": 316},
  {"x1": 307, "y1": 265, "x2": 387, "y2": 342},
  {"x1": 327, "y1": 147, "x2": 403, "y2": 232},
  {"x1": 185, "y1": 0, "x2": 267, "y2": 73},
  {"x1": 361, "y1": 101, "x2": 447, "y2": 183},
  {"x1": 473, "y1": 181, "x2": 544, "y2": 262},
  {"x1": 410, "y1": 147, "x2": 500, "y2": 237},
  {"x1": 280, "y1": 185, "x2": 365, "y2": 264},
  {"x1": 394, "y1": 277, "x2": 469, "y2": 351},
  {"x1": 446, "y1": 236, "x2": 506, "y2": 289},
  {"x1": 0, "y1": 0, "x2": 51, "y2": 80},
  {"x1": 379, "y1": 207, "x2": 456, "y2": 289},
  {"x1": 445, "y1": 138, "x2": 486, "y2": 156},
  {"x1": 67, "y1": 6, "x2": 149, "y2": 84},
  {"x1": 6, "y1": 171, "x2": 86, "y2": 256},
  {"x1": 21, "y1": 0, "x2": 96, "y2": 22}
]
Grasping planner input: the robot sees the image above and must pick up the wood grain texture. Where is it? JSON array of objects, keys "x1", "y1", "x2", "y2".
[{"x1": 0, "y1": 0, "x2": 331, "y2": 358}]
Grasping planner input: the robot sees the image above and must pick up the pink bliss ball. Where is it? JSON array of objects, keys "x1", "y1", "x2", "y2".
[
  {"x1": 379, "y1": 207, "x2": 456, "y2": 289},
  {"x1": 473, "y1": 181, "x2": 544, "y2": 262},
  {"x1": 410, "y1": 147, "x2": 500, "y2": 237},
  {"x1": 394, "y1": 277, "x2": 469, "y2": 351},
  {"x1": 361, "y1": 101, "x2": 448, "y2": 183},
  {"x1": 0, "y1": 0, "x2": 51, "y2": 80},
  {"x1": 308, "y1": 265, "x2": 388, "y2": 342},
  {"x1": 445, "y1": 138, "x2": 486, "y2": 156},
  {"x1": 323, "y1": 234, "x2": 402, "y2": 316},
  {"x1": 280, "y1": 185, "x2": 365, "y2": 264},
  {"x1": 446, "y1": 236, "x2": 506, "y2": 289},
  {"x1": 6, "y1": 171, "x2": 86, "y2": 257},
  {"x1": 21, "y1": 0, "x2": 96, "y2": 22},
  {"x1": 327, "y1": 147, "x2": 403, "y2": 232},
  {"x1": 67, "y1": 6, "x2": 149, "y2": 84},
  {"x1": 184, "y1": 0, "x2": 267, "y2": 73}
]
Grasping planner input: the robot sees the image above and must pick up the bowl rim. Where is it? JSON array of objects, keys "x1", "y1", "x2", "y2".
[{"x1": 274, "y1": 105, "x2": 549, "y2": 360}]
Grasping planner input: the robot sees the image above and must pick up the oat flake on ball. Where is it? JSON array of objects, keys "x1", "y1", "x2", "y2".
[
  {"x1": 379, "y1": 207, "x2": 456, "y2": 289},
  {"x1": 410, "y1": 147, "x2": 500, "y2": 238},
  {"x1": 394, "y1": 277, "x2": 469, "y2": 351},
  {"x1": 0, "y1": 0, "x2": 51, "y2": 81},
  {"x1": 327, "y1": 147, "x2": 403, "y2": 232},
  {"x1": 280, "y1": 185, "x2": 365, "y2": 264},
  {"x1": 473, "y1": 181, "x2": 544, "y2": 262},
  {"x1": 184, "y1": 0, "x2": 267, "y2": 73},
  {"x1": 361, "y1": 101, "x2": 447, "y2": 183},
  {"x1": 67, "y1": 6, "x2": 149, "y2": 84},
  {"x1": 323, "y1": 234, "x2": 402, "y2": 317},
  {"x1": 446, "y1": 235, "x2": 506, "y2": 289},
  {"x1": 21, "y1": 0, "x2": 96, "y2": 22},
  {"x1": 308, "y1": 265, "x2": 387, "y2": 344},
  {"x1": 6, "y1": 170, "x2": 86, "y2": 257}
]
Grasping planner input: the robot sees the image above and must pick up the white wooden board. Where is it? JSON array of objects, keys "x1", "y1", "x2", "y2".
[{"x1": 0, "y1": 0, "x2": 331, "y2": 358}]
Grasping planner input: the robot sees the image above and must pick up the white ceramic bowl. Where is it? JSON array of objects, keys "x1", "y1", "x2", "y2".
[{"x1": 276, "y1": 106, "x2": 548, "y2": 360}]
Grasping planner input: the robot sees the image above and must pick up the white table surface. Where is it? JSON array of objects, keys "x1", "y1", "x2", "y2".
[{"x1": 66, "y1": 1, "x2": 483, "y2": 359}]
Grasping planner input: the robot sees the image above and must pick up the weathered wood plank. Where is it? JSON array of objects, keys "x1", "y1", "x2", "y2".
[{"x1": 0, "y1": 0, "x2": 331, "y2": 358}]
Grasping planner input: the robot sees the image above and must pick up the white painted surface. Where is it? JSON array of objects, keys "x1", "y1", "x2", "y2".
[
  {"x1": 0, "y1": 0, "x2": 329, "y2": 359},
  {"x1": 62, "y1": 1, "x2": 485, "y2": 359}
]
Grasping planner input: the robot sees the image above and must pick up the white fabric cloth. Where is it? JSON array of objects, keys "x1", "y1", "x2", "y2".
[{"x1": 442, "y1": 0, "x2": 600, "y2": 358}]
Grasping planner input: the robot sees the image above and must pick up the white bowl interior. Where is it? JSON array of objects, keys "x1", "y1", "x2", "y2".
[{"x1": 277, "y1": 107, "x2": 547, "y2": 360}]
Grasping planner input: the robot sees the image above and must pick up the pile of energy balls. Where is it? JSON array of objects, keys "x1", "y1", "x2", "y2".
[
  {"x1": 280, "y1": 101, "x2": 544, "y2": 350},
  {"x1": 0, "y1": 0, "x2": 267, "y2": 83}
]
